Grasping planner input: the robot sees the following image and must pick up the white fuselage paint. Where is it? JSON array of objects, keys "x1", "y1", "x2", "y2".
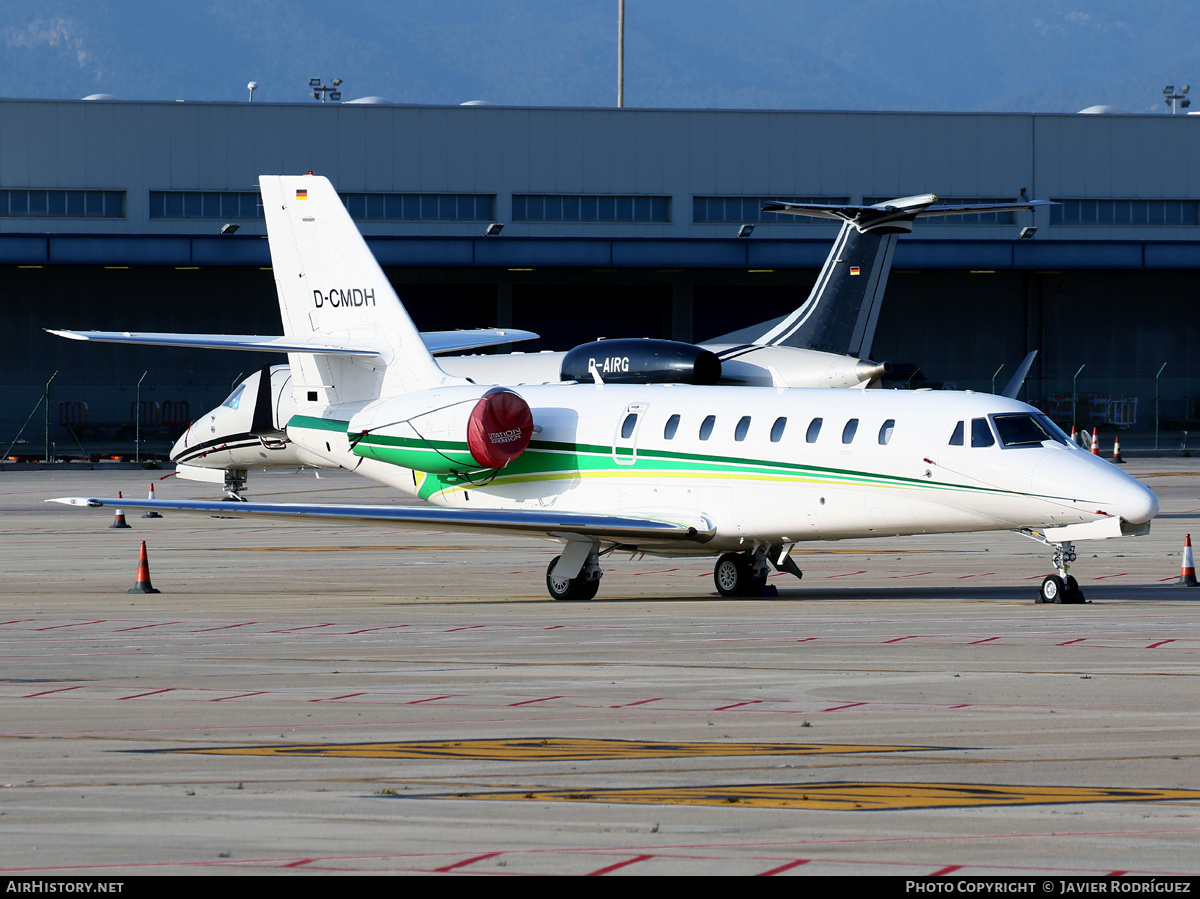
[{"x1": 283, "y1": 383, "x2": 1158, "y2": 556}]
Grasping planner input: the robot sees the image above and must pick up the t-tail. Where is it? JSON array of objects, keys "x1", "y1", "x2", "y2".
[
  {"x1": 258, "y1": 173, "x2": 462, "y2": 409},
  {"x1": 743, "y1": 194, "x2": 1051, "y2": 360}
]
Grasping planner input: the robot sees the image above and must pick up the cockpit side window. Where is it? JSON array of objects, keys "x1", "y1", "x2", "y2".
[
  {"x1": 949, "y1": 421, "x2": 964, "y2": 446},
  {"x1": 221, "y1": 384, "x2": 245, "y2": 410},
  {"x1": 971, "y1": 417, "x2": 996, "y2": 447},
  {"x1": 991, "y1": 413, "x2": 1066, "y2": 447}
]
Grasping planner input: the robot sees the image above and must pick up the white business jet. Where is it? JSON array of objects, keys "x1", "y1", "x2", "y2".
[
  {"x1": 51, "y1": 175, "x2": 1155, "y2": 604},
  {"x1": 135, "y1": 192, "x2": 1044, "y2": 496}
]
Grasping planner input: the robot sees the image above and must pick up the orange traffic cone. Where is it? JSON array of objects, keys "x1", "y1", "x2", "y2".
[
  {"x1": 1090, "y1": 427, "x2": 1100, "y2": 456},
  {"x1": 142, "y1": 482, "x2": 163, "y2": 519},
  {"x1": 109, "y1": 491, "x2": 131, "y2": 529},
  {"x1": 1112, "y1": 434, "x2": 1125, "y2": 464},
  {"x1": 127, "y1": 541, "x2": 161, "y2": 594}
]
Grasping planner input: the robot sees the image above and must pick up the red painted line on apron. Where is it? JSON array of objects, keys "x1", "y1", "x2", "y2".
[
  {"x1": 21, "y1": 686, "x2": 84, "y2": 698},
  {"x1": 610, "y1": 698, "x2": 662, "y2": 708},
  {"x1": 282, "y1": 858, "x2": 316, "y2": 868},
  {"x1": 826, "y1": 570, "x2": 867, "y2": 579},
  {"x1": 883, "y1": 636, "x2": 919, "y2": 643},
  {"x1": 587, "y1": 854, "x2": 654, "y2": 876},
  {"x1": 309, "y1": 693, "x2": 367, "y2": 702},
  {"x1": 931, "y1": 865, "x2": 963, "y2": 876},
  {"x1": 114, "y1": 622, "x2": 182, "y2": 632},
  {"x1": 118, "y1": 688, "x2": 174, "y2": 700},
  {"x1": 444, "y1": 626, "x2": 485, "y2": 633},
  {"x1": 432, "y1": 852, "x2": 502, "y2": 873},
  {"x1": 544, "y1": 625, "x2": 564, "y2": 630},
  {"x1": 210, "y1": 692, "x2": 269, "y2": 702},
  {"x1": 821, "y1": 702, "x2": 868, "y2": 712},
  {"x1": 758, "y1": 859, "x2": 810, "y2": 876},
  {"x1": 948, "y1": 704, "x2": 971, "y2": 709},
  {"x1": 967, "y1": 637, "x2": 999, "y2": 644},
  {"x1": 191, "y1": 622, "x2": 257, "y2": 632},
  {"x1": 508, "y1": 695, "x2": 563, "y2": 707},
  {"x1": 1147, "y1": 640, "x2": 1176, "y2": 649},
  {"x1": 713, "y1": 700, "x2": 764, "y2": 711},
  {"x1": 405, "y1": 695, "x2": 455, "y2": 705},
  {"x1": 1093, "y1": 573, "x2": 1128, "y2": 580},
  {"x1": 264, "y1": 623, "x2": 337, "y2": 633},
  {"x1": 955, "y1": 573, "x2": 994, "y2": 579},
  {"x1": 344, "y1": 625, "x2": 411, "y2": 634},
  {"x1": 795, "y1": 637, "x2": 817, "y2": 643},
  {"x1": 889, "y1": 572, "x2": 933, "y2": 579},
  {"x1": 33, "y1": 620, "x2": 106, "y2": 631},
  {"x1": 1056, "y1": 638, "x2": 1086, "y2": 646}
]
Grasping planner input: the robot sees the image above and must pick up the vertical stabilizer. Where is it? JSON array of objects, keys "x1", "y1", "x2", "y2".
[{"x1": 258, "y1": 174, "x2": 457, "y2": 407}]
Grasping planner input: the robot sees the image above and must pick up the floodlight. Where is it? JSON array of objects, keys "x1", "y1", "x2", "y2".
[
  {"x1": 485, "y1": 222, "x2": 504, "y2": 236},
  {"x1": 737, "y1": 224, "x2": 755, "y2": 238},
  {"x1": 221, "y1": 223, "x2": 240, "y2": 235},
  {"x1": 1019, "y1": 226, "x2": 1036, "y2": 239}
]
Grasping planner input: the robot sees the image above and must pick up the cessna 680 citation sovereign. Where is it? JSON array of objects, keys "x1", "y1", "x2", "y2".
[{"x1": 51, "y1": 175, "x2": 1157, "y2": 604}]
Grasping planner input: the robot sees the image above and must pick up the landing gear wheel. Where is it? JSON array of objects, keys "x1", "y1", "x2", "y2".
[
  {"x1": 714, "y1": 552, "x2": 764, "y2": 597},
  {"x1": 546, "y1": 556, "x2": 600, "y2": 602},
  {"x1": 1038, "y1": 575, "x2": 1066, "y2": 604}
]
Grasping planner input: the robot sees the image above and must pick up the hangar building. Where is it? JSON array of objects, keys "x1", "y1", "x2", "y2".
[{"x1": 2, "y1": 97, "x2": 1198, "y2": 454}]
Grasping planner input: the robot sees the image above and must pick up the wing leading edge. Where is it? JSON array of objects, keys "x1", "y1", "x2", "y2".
[{"x1": 48, "y1": 497, "x2": 715, "y2": 545}]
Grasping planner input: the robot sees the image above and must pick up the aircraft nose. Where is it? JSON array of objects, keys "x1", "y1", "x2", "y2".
[
  {"x1": 1119, "y1": 481, "x2": 1159, "y2": 524},
  {"x1": 169, "y1": 426, "x2": 190, "y2": 462}
]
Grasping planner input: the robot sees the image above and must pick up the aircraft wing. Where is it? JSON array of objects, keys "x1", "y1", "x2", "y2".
[
  {"x1": 45, "y1": 328, "x2": 538, "y2": 356},
  {"x1": 48, "y1": 497, "x2": 715, "y2": 545}
]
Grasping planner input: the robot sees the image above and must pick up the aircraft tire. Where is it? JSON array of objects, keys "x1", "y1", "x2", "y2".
[
  {"x1": 1038, "y1": 575, "x2": 1066, "y2": 604},
  {"x1": 714, "y1": 552, "x2": 757, "y2": 597},
  {"x1": 546, "y1": 557, "x2": 600, "y2": 602}
]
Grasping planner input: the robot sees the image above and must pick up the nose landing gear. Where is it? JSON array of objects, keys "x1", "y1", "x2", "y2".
[{"x1": 1036, "y1": 540, "x2": 1086, "y2": 604}]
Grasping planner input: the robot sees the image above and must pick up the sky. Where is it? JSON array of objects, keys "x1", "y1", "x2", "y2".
[{"x1": 3, "y1": 1, "x2": 1200, "y2": 113}]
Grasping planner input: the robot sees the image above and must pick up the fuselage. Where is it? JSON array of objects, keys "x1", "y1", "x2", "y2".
[{"x1": 282, "y1": 384, "x2": 1157, "y2": 554}]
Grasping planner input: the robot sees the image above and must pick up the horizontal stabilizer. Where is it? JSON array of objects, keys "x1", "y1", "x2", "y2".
[
  {"x1": 46, "y1": 327, "x2": 538, "y2": 356},
  {"x1": 761, "y1": 195, "x2": 1053, "y2": 231},
  {"x1": 48, "y1": 496, "x2": 716, "y2": 544}
]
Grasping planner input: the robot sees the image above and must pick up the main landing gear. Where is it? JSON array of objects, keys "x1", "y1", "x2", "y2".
[
  {"x1": 713, "y1": 545, "x2": 804, "y2": 597},
  {"x1": 546, "y1": 544, "x2": 603, "y2": 601}
]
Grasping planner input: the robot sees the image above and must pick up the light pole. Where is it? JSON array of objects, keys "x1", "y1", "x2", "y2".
[
  {"x1": 309, "y1": 78, "x2": 343, "y2": 103},
  {"x1": 1164, "y1": 84, "x2": 1190, "y2": 114}
]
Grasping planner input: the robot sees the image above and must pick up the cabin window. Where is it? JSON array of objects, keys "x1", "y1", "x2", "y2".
[
  {"x1": 664, "y1": 414, "x2": 680, "y2": 439},
  {"x1": 699, "y1": 415, "x2": 716, "y2": 440},
  {"x1": 971, "y1": 417, "x2": 995, "y2": 447},
  {"x1": 770, "y1": 417, "x2": 787, "y2": 442},
  {"x1": 949, "y1": 421, "x2": 964, "y2": 445},
  {"x1": 734, "y1": 416, "x2": 751, "y2": 441},
  {"x1": 621, "y1": 413, "x2": 638, "y2": 439},
  {"x1": 991, "y1": 413, "x2": 1068, "y2": 447},
  {"x1": 842, "y1": 419, "x2": 859, "y2": 444},
  {"x1": 806, "y1": 418, "x2": 823, "y2": 443},
  {"x1": 878, "y1": 419, "x2": 895, "y2": 445}
]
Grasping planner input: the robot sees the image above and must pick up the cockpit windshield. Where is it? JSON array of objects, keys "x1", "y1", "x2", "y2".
[
  {"x1": 990, "y1": 412, "x2": 1069, "y2": 447},
  {"x1": 221, "y1": 384, "x2": 245, "y2": 410}
]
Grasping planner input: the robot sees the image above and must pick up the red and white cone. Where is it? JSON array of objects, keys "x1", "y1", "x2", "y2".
[
  {"x1": 1180, "y1": 535, "x2": 1198, "y2": 587},
  {"x1": 109, "y1": 490, "x2": 131, "y2": 529},
  {"x1": 127, "y1": 541, "x2": 161, "y2": 594},
  {"x1": 142, "y1": 482, "x2": 163, "y2": 519},
  {"x1": 1112, "y1": 434, "x2": 1125, "y2": 464},
  {"x1": 1090, "y1": 427, "x2": 1100, "y2": 456},
  {"x1": 1070, "y1": 425, "x2": 1078, "y2": 445}
]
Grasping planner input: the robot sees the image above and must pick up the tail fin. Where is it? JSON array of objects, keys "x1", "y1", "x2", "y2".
[
  {"x1": 741, "y1": 195, "x2": 1051, "y2": 360},
  {"x1": 259, "y1": 174, "x2": 458, "y2": 407}
]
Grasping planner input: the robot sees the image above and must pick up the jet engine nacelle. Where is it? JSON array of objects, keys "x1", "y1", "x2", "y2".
[
  {"x1": 559, "y1": 339, "x2": 721, "y2": 385},
  {"x1": 348, "y1": 386, "x2": 534, "y2": 474}
]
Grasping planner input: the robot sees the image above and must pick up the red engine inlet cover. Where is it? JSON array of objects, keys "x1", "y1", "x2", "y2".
[{"x1": 466, "y1": 390, "x2": 534, "y2": 469}]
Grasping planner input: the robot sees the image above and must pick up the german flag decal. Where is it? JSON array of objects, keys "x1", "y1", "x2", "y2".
[
  {"x1": 849, "y1": 266, "x2": 860, "y2": 276},
  {"x1": 296, "y1": 189, "x2": 308, "y2": 200}
]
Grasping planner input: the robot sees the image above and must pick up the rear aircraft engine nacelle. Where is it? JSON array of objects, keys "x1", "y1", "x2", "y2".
[
  {"x1": 348, "y1": 387, "x2": 534, "y2": 475},
  {"x1": 560, "y1": 339, "x2": 721, "y2": 385}
]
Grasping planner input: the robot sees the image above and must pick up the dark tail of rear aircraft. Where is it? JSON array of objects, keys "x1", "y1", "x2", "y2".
[{"x1": 731, "y1": 194, "x2": 1049, "y2": 360}]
